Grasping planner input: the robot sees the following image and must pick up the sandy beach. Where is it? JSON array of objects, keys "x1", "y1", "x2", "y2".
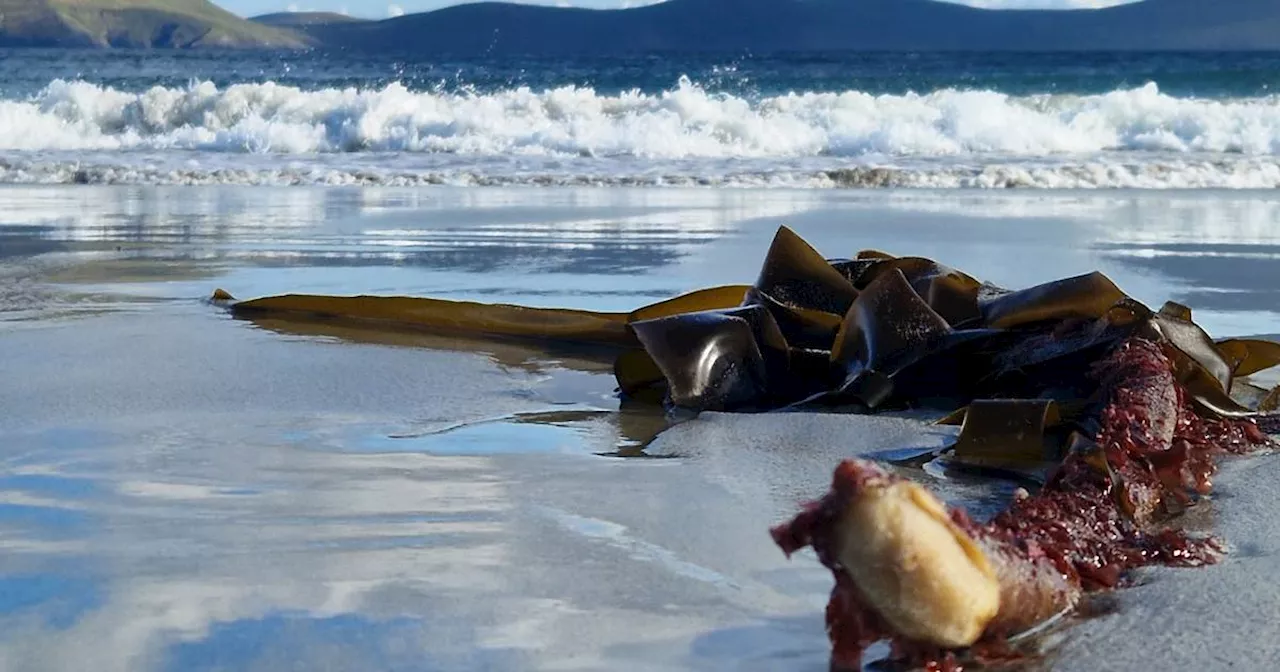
[{"x1": 2, "y1": 185, "x2": 1279, "y2": 671}]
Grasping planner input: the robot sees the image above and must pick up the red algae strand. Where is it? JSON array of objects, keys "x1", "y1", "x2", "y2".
[{"x1": 771, "y1": 337, "x2": 1274, "y2": 671}]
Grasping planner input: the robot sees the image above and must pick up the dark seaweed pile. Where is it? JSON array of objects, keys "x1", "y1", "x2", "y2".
[
  {"x1": 224, "y1": 225, "x2": 1280, "y2": 465},
  {"x1": 621, "y1": 227, "x2": 1280, "y2": 426}
]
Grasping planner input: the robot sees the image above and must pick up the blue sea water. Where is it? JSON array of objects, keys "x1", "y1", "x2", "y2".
[{"x1": 6, "y1": 49, "x2": 1280, "y2": 187}]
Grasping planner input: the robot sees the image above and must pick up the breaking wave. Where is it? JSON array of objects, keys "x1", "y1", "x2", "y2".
[
  {"x1": 7, "y1": 78, "x2": 1280, "y2": 188},
  {"x1": 6, "y1": 78, "x2": 1280, "y2": 158}
]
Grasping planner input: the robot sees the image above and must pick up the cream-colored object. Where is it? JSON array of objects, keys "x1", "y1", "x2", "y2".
[{"x1": 834, "y1": 480, "x2": 1001, "y2": 647}]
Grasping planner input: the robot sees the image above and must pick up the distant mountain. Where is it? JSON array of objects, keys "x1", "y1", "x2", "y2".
[
  {"x1": 307, "y1": 0, "x2": 1280, "y2": 54},
  {"x1": 6, "y1": 0, "x2": 1280, "y2": 52},
  {"x1": 0, "y1": 0, "x2": 309, "y2": 48},
  {"x1": 250, "y1": 11, "x2": 366, "y2": 28}
]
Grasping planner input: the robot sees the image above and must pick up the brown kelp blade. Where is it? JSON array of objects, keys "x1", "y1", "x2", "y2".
[
  {"x1": 832, "y1": 268, "x2": 953, "y2": 407},
  {"x1": 1159, "y1": 301, "x2": 1194, "y2": 322},
  {"x1": 1228, "y1": 380, "x2": 1280, "y2": 413},
  {"x1": 827, "y1": 258, "x2": 880, "y2": 287},
  {"x1": 935, "y1": 407, "x2": 969, "y2": 426},
  {"x1": 755, "y1": 226, "x2": 860, "y2": 316},
  {"x1": 623, "y1": 285, "x2": 757, "y2": 397},
  {"x1": 239, "y1": 314, "x2": 621, "y2": 375},
  {"x1": 1141, "y1": 311, "x2": 1261, "y2": 418},
  {"x1": 225, "y1": 293, "x2": 636, "y2": 347},
  {"x1": 619, "y1": 301, "x2": 797, "y2": 404},
  {"x1": 1216, "y1": 338, "x2": 1280, "y2": 379},
  {"x1": 854, "y1": 256, "x2": 983, "y2": 327},
  {"x1": 614, "y1": 349, "x2": 668, "y2": 397},
  {"x1": 628, "y1": 285, "x2": 752, "y2": 323},
  {"x1": 833, "y1": 268, "x2": 953, "y2": 374},
  {"x1": 983, "y1": 306, "x2": 1144, "y2": 392},
  {"x1": 936, "y1": 398, "x2": 1091, "y2": 428},
  {"x1": 981, "y1": 271, "x2": 1128, "y2": 330},
  {"x1": 856, "y1": 249, "x2": 896, "y2": 261},
  {"x1": 949, "y1": 399, "x2": 1064, "y2": 469},
  {"x1": 1165, "y1": 349, "x2": 1258, "y2": 418},
  {"x1": 629, "y1": 308, "x2": 776, "y2": 412},
  {"x1": 742, "y1": 287, "x2": 844, "y2": 350},
  {"x1": 1263, "y1": 387, "x2": 1280, "y2": 414},
  {"x1": 1150, "y1": 312, "x2": 1234, "y2": 394}
]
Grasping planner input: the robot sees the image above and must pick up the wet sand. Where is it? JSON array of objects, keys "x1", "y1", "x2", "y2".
[{"x1": 2, "y1": 186, "x2": 1279, "y2": 671}]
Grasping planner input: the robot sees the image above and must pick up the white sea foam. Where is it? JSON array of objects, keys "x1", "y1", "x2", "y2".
[
  {"x1": 5, "y1": 78, "x2": 1280, "y2": 157},
  {"x1": 6, "y1": 78, "x2": 1280, "y2": 188}
]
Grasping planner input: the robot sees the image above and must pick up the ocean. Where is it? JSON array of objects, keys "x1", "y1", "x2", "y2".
[{"x1": 7, "y1": 49, "x2": 1280, "y2": 188}]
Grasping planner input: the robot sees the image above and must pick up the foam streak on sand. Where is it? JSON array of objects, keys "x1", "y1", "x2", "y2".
[
  {"x1": 10, "y1": 155, "x2": 1280, "y2": 189},
  {"x1": 7, "y1": 79, "x2": 1280, "y2": 188}
]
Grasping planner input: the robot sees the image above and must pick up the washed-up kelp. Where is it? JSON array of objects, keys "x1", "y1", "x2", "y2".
[
  {"x1": 214, "y1": 226, "x2": 1280, "y2": 422},
  {"x1": 215, "y1": 226, "x2": 1280, "y2": 670}
]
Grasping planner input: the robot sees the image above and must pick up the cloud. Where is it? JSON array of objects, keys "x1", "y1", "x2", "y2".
[{"x1": 388, "y1": 3, "x2": 406, "y2": 16}]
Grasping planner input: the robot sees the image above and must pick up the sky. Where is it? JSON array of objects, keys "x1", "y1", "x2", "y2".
[{"x1": 221, "y1": 0, "x2": 1136, "y2": 19}]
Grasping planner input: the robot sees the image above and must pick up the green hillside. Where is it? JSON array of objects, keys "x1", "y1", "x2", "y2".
[{"x1": 0, "y1": 0, "x2": 311, "y2": 47}]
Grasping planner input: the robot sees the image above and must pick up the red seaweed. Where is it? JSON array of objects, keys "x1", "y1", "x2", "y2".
[{"x1": 771, "y1": 337, "x2": 1275, "y2": 671}]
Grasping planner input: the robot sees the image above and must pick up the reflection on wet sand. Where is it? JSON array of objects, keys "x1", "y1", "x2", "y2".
[
  {"x1": 0, "y1": 444, "x2": 522, "y2": 672},
  {"x1": 244, "y1": 315, "x2": 621, "y2": 375},
  {"x1": 241, "y1": 315, "x2": 678, "y2": 455},
  {"x1": 1083, "y1": 194, "x2": 1280, "y2": 319},
  {"x1": 0, "y1": 186, "x2": 755, "y2": 270},
  {"x1": 4, "y1": 186, "x2": 810, "y2": 325},
  {"x1": 1098, "y1": 244, "x2": 1280, "y2": 314},
  {"x1": 9, "y1": 186, "x2": 1280, "y2": 328},
  {"x1": 385, "y1": 406, "x2": 676, "y2": 458},
  {"x1": 0, "y1": 227, "x2": 70, "y2": 260},
  {"x1": 0, "y1": 401, "x2": 861, "y2": 672}
]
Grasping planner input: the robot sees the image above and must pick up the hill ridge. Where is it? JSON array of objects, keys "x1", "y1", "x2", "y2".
[
  {"x1": 5, "y1": 0, "x2": 1280, "y2": 52},
  {"x1": 0, "y1": 0, "x2": 310, "y2": 47},
  {"x1": 297, "y1": 0, "x2": 1280, "y2": 54}
]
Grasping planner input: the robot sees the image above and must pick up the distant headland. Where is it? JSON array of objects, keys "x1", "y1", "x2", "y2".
[
  {"x1": 2, "y1": 0, "x2": 1280, "y2": 52},
  {"x1": 0, "y1": 0, "x2": 306, "y2": 48}
]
